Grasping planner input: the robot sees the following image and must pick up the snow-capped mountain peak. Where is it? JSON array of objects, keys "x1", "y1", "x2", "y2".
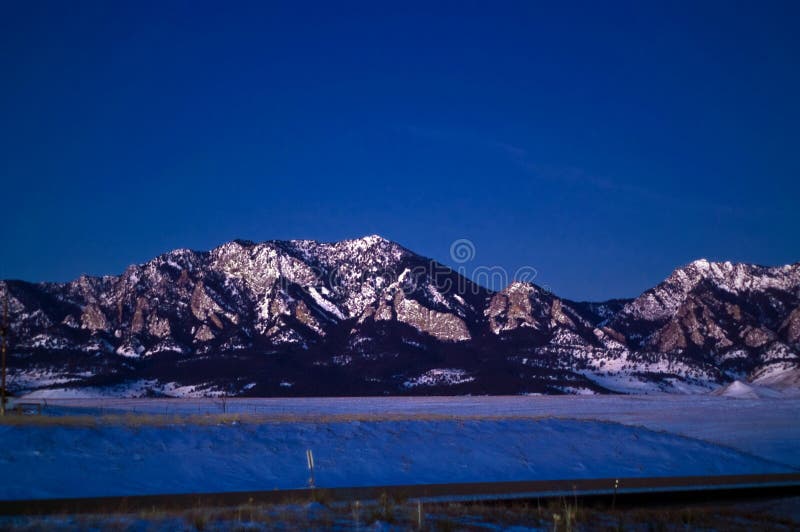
[{"x1": 2, "y1": 238, "x2": 799, "y2": 397}]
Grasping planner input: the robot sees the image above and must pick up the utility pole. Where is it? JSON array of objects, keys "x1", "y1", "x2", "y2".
[{"x1": 1, "y1": 289, "x2": 7, "y2": 416}]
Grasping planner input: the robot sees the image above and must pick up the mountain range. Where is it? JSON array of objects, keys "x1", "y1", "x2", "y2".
[{"x1": 3, "y1": 235, "x2": 799, "y2": 397}]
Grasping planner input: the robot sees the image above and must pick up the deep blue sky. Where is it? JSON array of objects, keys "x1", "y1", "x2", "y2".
[{"x1": 2, "y1": 1, "x2": 799, "y2": 300}]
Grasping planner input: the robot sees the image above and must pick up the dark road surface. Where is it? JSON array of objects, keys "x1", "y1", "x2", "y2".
[{"x1": 2, "y1": 473, "x2": 800, "y2": 515}]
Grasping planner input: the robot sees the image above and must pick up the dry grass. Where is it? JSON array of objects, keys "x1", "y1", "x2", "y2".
[
  {"x1": 596, "y1": 503, "x2": 800, "y2": 531},
  {"x1": 0, "y1": 411, "x2": 556, "y2": 427},
  {"x1": 1, "y1": 495, "x2": 798, "y2": 531}
]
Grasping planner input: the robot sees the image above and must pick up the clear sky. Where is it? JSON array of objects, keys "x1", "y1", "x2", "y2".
[{"x1": 2, "y1": 1, "x2": 799, "y2": 300}]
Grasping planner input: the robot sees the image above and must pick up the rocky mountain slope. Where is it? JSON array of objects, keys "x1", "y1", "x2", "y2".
[{"x1": 2, "y1": 236, "x2": 798, "y2": 397}]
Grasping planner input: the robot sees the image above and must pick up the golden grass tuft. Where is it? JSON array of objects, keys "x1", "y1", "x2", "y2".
[{"x1": 0, "y1": 411, "x2": 554, "y2": 427}]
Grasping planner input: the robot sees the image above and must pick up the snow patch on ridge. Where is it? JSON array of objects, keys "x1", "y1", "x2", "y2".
[{"x1": 404, "y1": 368, "x2": 475, "y2": 388}]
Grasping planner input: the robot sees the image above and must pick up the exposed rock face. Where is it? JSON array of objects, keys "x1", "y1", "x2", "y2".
[
  {"x1": 647, "y1": 296, "x2": 734, "y2": 353},
  {"x1": 609, "y1": 260, "x2": 800, "y2": 341},
  {"x1": 194, "y1": 324, "x2": 215, "y2": 342},
  {"x1": 130, "y1": 297, "x2": 148, "y2": 334},
  {"x1": 293, "y1": 300, "x2": 326, "y2": 337},
  {"x1": 2, "y1": 242, "x2": 799, "y2": 397},
  {"x1": 484, "y1": 282, "x2": 588, "y2": 336},
  {"x1": 80, "y1": 304, "x2": 109, "y2": 332},
  {"x1": 780, "y1": 307, "x2": 800, "y2": 347},
  {"x1": 651, "y1": 320, "x2": 688, "y2": 352},
  {"x1": 357, "y1": 266, "x2": 478, "y2": 342},
  {"x1": 742, "y1": 327, "x2": 775, "y2": 348},
  {"x1": 550, "y1": 299, "x2": 577, "y2": 329},
  {"x1": 393, "y1": 293, "x2": 471, "y2": 342},
  {"x1": 485, "y1": 282, "x2": 548, "y2": 333},
  {"x1": 147, "y1": 315, "x2": 171, "y2": 338}
]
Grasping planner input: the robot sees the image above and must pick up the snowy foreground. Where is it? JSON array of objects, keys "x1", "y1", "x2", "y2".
[{"x1": 1, "y1": 394, "x2": 798, "y2": 500}]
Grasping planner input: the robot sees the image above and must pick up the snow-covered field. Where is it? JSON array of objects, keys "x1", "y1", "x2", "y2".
[{"x1": 1, "y1": 394, "x2": 798, "y2": 501}]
